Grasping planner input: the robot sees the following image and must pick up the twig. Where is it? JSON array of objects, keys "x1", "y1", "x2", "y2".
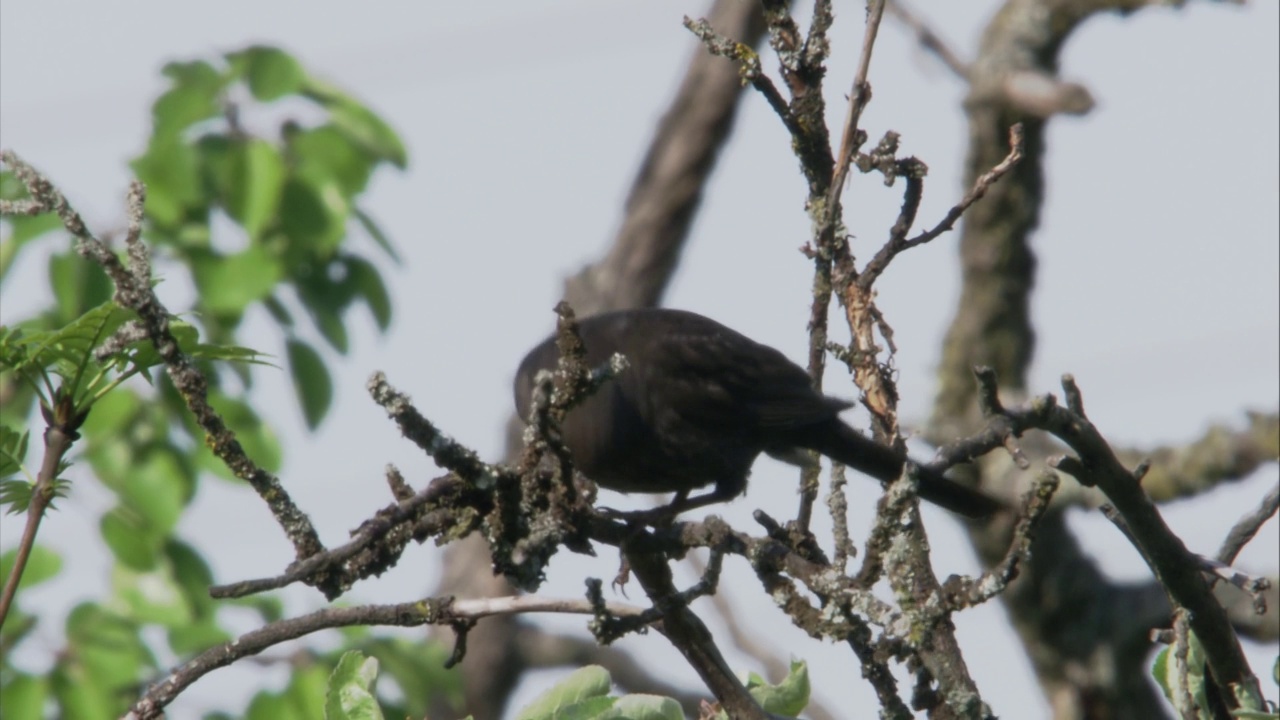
[
  {"x1": 822, "y1": 2, "x2": 900, "y2": 454},
  {"x1": 1027, "y1": 375, "x2": 1266, "y2": 708},
  {"x1": 122, "y1": 594, "x2": 648, "y2": 720},
  {"x1": 0, "y1": 424, "x2": 76, "y2": 628},
  {"x1": 681, "y1": 548, "x2": 843, "y2": 720},
  {"x1": 1169, "y1": 607, "x2": 1199, "y2": 719},
  {"x1": 903, "y1": 123, "x2": 1025, "y2": 246},
  {"x1": 683, "y1": 17, "x2": 803, "y2": 141},
  {"x1": 1196, "y1": 555, "x2": 1272, "y2": 615},
  {"x1": 876, "y1": 482, "x2": 987, "y2": 716},
  {"x1": 859, "y1": 123, "x2": 1024, "y2": 289},
  {"x1": 367, "y1": 372, "x2": 505, "y2": 487},
  {"x1": 623, "y1": 542, "x2": 766, "y2": 718},
  {"x1": 209, "y1": 472, "x2": 476, "y2": 599},
  {"x1": 1216, "y1": 481, "x2": 1279, "y2": 566},
  {"x1": 944, "y1": 471, "x2": 1059, "y2": 609},
  {"x1": 828, "y1": 0, "x2": 887, "y2": 205},
  {"x1": 826, "y1": 463, "x2": 855, "y2": 573},
  {"x1": 0, "y1": 150, "x2": 327, "y2": 571},
  {"x1": 885, "y1": 0, "x2": 969, "y2": 79}
]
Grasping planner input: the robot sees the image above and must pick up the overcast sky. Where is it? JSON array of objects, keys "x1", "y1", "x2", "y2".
[{"x1": 2, "y1": 1, "x2": 1277, "y2": 717}]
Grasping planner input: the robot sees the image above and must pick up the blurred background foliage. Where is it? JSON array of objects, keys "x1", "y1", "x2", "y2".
[{"x1": 0, "y1": 45, "x2": 465, "y2": 719}]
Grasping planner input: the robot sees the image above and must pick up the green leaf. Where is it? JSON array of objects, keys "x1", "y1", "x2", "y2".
[
  {"x1": 42, "y1": 300, "x2": 131, "y2": 363},
  {"x1": 279, "y1": 176, "x2": 346, "y2": 256},
  {"x1": 0, "y1": 673, "x2": 49, "y2": 720},
  {"x1": 352, "y1": 637, "x2": 459, "y2": 718},
  {"x1": 10, "y1": 301, "x2": 130, "y2": 400},
  {"x1": 329, "y1": 101, "x2": 407, "y2": 169},
  {"x1": 243, "y1": 662, "x2": 333, "y2": 720},
  {"x1": 65, "y1": 603, "x2": 156, "y2": 697},
  {"x1": 286, "y1": 663, "x2": 331, "y2": 719},
  {"x1": 50, "y1": 662, "x2": 115, "y2": 720},
  {"x1": 168, "y1": 618, "x2": 232, "y2": 656},
  {"x1": 303, "y1": 80, "x2": 406, "y2": 168},
  {"x1": 286, "y1": 339, "x2": 331, "y2": 429},
  {"x1": 516, "y1": 665, "x2": 612, "y2": 720},
  {"x1": 226, "y1": 139, "x2": 287, "y2": 240},
  {"x1": 117, "y1": 447, "x2": 190, "y2": 533},
  {"x1": 197, "y1": 133, "x2": 235, "y2": 203},
  {"x1": 120, "y1": 319, "x2": 271, "y2": 373},
  {"x1": 345, "y1": 258, "x2": 392, "y2": 331},
  {"x1": 743, "y1": 659, "x2": 809, "y2": 716},
  {"x1": 228, "y1": 46, "x2": 306, "y2": 101},
  {"x1": 1152, "y1": 633, "x2": 1210, "y2": 716},
  {"x1": 245, "y1": 692, "x2": 300, "y2": 720},
  {"x1": 264, "y1": 295, "x2": 295, "y2": 328},
  {"x1": 326, "y1": 651, "x2": 384, "y2": 720},
  {"x1": 82, "y1": 391, "x2": 152, "y2": 492},
  {"x1": 3, "y1": 211, "x2": 61, "y2": 246},
  {"x1": 0, "y1": 425, "x2": 30, "y2": 478},
  {"x1": 192, "y1": 340, "x2": 274, "y2": 367},
  {"x1": 163, "y1": 541, "x2": 233, "y2": 653},
  {"x1": 47, "y1": 251, "x2": 114, "y2": 325},
  {"x1": 294, "y1": 272, "x2": 351, "y2": 354},
  {"x1": 118, "y1": 322, "x2": 193, "y2": 371},
  {"x1": 152, "y1": 60, "x2": 226, "y2": 140},
  {"x1": 113, "y1": 562, "x2": 190, "y2": 627},
  {"x1": 0, "y1": 478, "x2": 34, "y2": 513},
  {"x1": 289, "y1": 124, "x2": 374, "y2": 196},
  {"x1": 0, "y1": 324, "x2": 28, "y2": 370},
  {"x1": 192, "y1": 245, "x2": 283, "y2": 316},
  {"x1": 1, "y1": 213, "x2": 62, "y2": 284},
  {"x1": 1152, "y1": 646, "x2": 1171, "y2": 699},
  {"x1": 80, "y1": 386, "x2": 142, "y2": 432},
  {"x1": 0, "y1": 608, "x2": 35, "y2": 651},
  {"x1": 130, "y1": 137, "x2": 204, "y2": 229},
  {"x1": 166, "y1": 539, "x2": 217, "y2": 614},
  {"x1": 0, "y1": 544, "x2": 62, "y2": 590},
  {"x1": 313, "y1": 303, "x2": 350, "y2": 354},
  {"x1": 353, "y1": 207, "x2": 400, "y2": 262},
  {"x1": 596, "y1": 695, "x2": 682, "y2": 720},
  {"x1": 101, "y1": 506, "x2": 163, "y2": 570}
]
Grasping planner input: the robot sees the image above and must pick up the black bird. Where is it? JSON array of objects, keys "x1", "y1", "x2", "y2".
[{"x1": 514, "y1": 308, "x2": 1001, "y2": 520}]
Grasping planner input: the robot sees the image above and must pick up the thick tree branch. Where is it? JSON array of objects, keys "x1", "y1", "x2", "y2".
[{"x1": 920, "y1": 2, "x2": 1258, "y2": 715}]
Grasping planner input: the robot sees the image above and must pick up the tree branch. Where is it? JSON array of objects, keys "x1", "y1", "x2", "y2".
[
  {"x1": 122, "y1": 594, "x2": 649, "y2": 720},
  {"x1": 0, "y1": 150, "x2": 327, "y2": 573}
]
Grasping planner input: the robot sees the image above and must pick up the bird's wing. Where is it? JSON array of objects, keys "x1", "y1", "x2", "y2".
[{"x1": 652, "y1": 328, "x2": 848, "y2": 430}]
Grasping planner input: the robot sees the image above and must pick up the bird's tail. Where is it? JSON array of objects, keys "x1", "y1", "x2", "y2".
[{"x1": 807, "y1": 422, "x2": 1003, "y2": 519}]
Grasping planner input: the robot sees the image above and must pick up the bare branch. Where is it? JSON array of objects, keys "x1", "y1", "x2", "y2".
[
  {"x1": 123, "y1": 595, "x2": 649, "y2": 720},
  {"x1": 885, "y1": 0, "x2": 970, "y2": 79},
  {"x1": 828, "y1": 0, "x2": 887, "y2": 204},
  {"x1": 1216, "y1": 482, "x2": 1279, "y2": 566},
  {"x1": 0, "y1": 150, "x2": 326, "y2": 579},
  {"x1": 986, "y1": 374, "x2": 1267, "y2": 707},
  {"x1": 888, "y1": 123, "x2": 1024, "y2": 257},
  {"x1": 944, "y1": 471, "x2": 1060, "y2": 610}
]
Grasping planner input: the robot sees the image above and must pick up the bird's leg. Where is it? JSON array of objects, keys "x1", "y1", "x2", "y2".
[
  {"x1": 598, "y1": 489, "x2": 689, "y2": 526},
  {"x1": 598, "y1": 483, "x2": 741, "y2": 526}
]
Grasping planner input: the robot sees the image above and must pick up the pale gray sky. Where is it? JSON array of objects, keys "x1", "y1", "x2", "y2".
[{"x1": 2, "y1": 1, "x2": 1277, "y2": 717}]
